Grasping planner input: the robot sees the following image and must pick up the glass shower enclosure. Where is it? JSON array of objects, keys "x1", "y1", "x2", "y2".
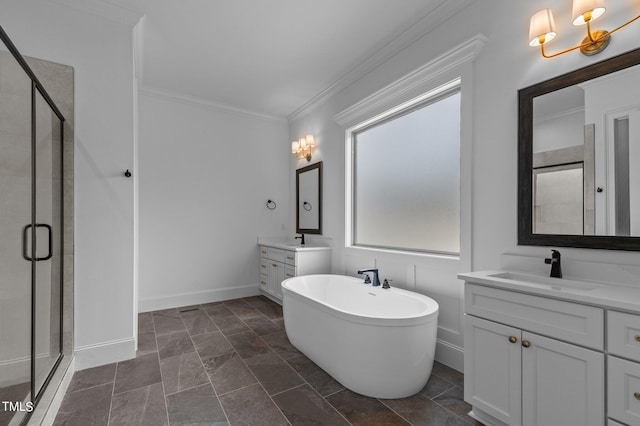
[{"x1": 0, "y1": 26, "x2": 65, "y2": 425}]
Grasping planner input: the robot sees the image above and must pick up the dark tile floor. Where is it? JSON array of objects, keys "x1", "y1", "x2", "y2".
[
  {"x1": 53, "y1": 296, "x2": 480, "y2": 425},
  {"x1": 0, "y1": 382, "x2": 30, "y2": 425}
]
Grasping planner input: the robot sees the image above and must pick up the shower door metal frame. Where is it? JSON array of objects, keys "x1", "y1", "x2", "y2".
[{"x1": 0, "y1": 23, "x2": 66, "y2": 421}]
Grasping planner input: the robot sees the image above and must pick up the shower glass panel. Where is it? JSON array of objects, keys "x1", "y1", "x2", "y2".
[
  {"x1": 0, "y1": 47, "x2": 33, "y2": 425},
  {"x1": 533, "y1": 164, "x2": 584, "y2": 235},
  {"x1": 33, "y1": 87, "x2": 62, "y2": 397},
  {"x1": 0, "y1": 25, "x2": 65, "y2": 424}
]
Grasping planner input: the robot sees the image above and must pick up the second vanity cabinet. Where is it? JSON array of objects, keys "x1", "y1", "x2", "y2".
[
  {"x1": 464, "y1": 283, "x2": 604, "y2": 426},
  {"x1": 259, "y1": 244, "x2": 331, "y2": 303}
]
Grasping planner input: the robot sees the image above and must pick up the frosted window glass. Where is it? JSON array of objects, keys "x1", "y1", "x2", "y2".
[{"x1": 353, "y1": 92, "x2": 460, "y2": 254}]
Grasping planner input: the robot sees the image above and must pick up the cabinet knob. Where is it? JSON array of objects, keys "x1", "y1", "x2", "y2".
[
  {"x1": 508, "y1": 336, "x2": 518, "y2": 344},
  {"x1": 287, "y1": 256, "x2": 294, "y2": 260},
  {"x1": 635, "y1": 392, "x2": 640, "y2": 401},
  {"x1": 272, "y1": 263, "x2": 278, "y2": 267},
  {"x1": 635, "y1": 335, "x2": 640, "y2": 343},
  {"x1": 261, "y1": 250, "x2": 267, "y2": 254},
  {"x1": 260, "y1": 281, "x2": 266, "y2": 285},
  {"x1": 522, "y1": 340, "x2": 531, "y2": 348}
]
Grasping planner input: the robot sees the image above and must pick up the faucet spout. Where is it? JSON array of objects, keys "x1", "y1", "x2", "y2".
[
  {"x1": 357, "y1": 268, "x2": 380, "y2": 286},
  {"x1": 544, "y1": 250, "x2": 562, "y2": 278}
]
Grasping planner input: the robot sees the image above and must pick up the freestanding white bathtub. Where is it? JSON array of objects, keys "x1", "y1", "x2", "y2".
[{"x1": 281, "y1": 274, "x2": 439, "y2": 399}]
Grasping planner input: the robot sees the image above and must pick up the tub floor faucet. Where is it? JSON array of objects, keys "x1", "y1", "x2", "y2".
[{"x1": 357, "y1": 268, "x2": 380, "y2": 286}]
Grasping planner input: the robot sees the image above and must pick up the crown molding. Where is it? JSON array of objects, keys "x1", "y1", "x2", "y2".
[
  {"x1": 534, "y1": 106, "x2": 585, "y2": 125},
  {"x1": 49, "y1": 0, "x2": 144, "y2": 26},
  {"x1": 139, "y1": 85, "x2": 288, "y2": 123},
  {"x1": 288, "y1": 0, "x2": 476, "y2": 121},
  {"x1": 334, "y1": 34, "x2": 486, "y2": 128}
]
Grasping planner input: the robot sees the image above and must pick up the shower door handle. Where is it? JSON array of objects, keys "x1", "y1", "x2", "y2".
[
  {"x1": 22, "y1": 223, "x2": 53, "y2": 261},
  {"x1": 36, "y1": 224, "x2": 53, "y2": 261},
  {"x1": 22, "y1": 224, "x2": 33, "y2": 261}
]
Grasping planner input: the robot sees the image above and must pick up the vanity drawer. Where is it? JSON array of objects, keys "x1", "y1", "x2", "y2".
[
  {"x1": 259, "y1": 257, "x2": 269, "y2": 273},
  {"x1": 259, "y1": 273, "x2": 269, "y2": 289},
  {"x1": 284, "y1": 251, "x2": 296, "y2": 266},
  {"x1": 260, "y1": 246, "x2": 285, "y2": 263},
  {"x1": 609, "y1": 311, "x2": 640, "y2": 360},
  {"x1": 284, "y1": 265, "x2": 295, "y2": 280},
  {"x1": 608, "y1": 355, "x2": 640, "y2": 425},
  {"x1": 465, "y1": 283, "x2": 604, "y2": 350}
]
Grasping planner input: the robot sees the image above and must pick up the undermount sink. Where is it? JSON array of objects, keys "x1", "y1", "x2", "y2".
[{"x1": 488, "y1": 271, "x2": 603, "y2": 292}]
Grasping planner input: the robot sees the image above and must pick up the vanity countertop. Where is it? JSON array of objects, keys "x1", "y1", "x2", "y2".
[
  {"x1": 258, "y1": 239, "x2": 331, "y2": 252},
  {"x1": 459, "y1": 270, "x2": 640, "y2": 313}
]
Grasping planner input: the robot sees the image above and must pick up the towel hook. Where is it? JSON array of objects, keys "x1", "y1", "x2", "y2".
[{"x1": 266, "y1": 199, "x2": 277, "y2": 210}]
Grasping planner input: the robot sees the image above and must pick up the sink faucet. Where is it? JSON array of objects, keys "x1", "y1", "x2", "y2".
[
  {"x1": 544, "y1": 250, "x2": 562, "y2": 278},
  {"x1": 295, "y1": 233, "x2": 305, "y2": 245},
  {"x1": 357, "y1": 268, "x2": 380, "y2": 286}
]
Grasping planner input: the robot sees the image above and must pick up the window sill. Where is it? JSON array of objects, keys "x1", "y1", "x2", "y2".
[{"x1": 345, "y1": 244, "x2": 460, "y2": 262}]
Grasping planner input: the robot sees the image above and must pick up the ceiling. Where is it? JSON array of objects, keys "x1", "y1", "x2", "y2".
[{"x1": 140, "y1": 0, "x2": 460, "y2": 118}]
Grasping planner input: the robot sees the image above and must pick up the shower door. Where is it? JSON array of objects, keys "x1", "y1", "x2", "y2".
[
  {"x1": 32, "y1": 86, "x2": 63, "y2": 400},
  {"x1": 0, "y1": 29, "x2": 64, "y2": 425},
  {"x1": 0, "y1": 47, "x2": 34, "y2": 426}
]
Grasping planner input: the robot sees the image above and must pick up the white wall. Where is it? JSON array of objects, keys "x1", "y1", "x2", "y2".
[
  {"x1": 137, "y1": 91, "x2": 290, "y2": 311},
  {"x1": 288, "y1": 0, "x2": 640, "y2": 371},
  {"x1": 1, "y1": 0, "x2": 139, "y2": 369},
  {"x1": 533, "y1": 110, "x2": 585, "y2": 153}
]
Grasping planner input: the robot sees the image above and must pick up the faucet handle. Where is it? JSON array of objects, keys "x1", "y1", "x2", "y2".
[
  {"x1": 363, "y1": 275, "x2": 371, "y2": 284},
  {"x1": 545, "y1": 249, "x2": 561, "y2": 263},
  {"x1": 382, "y1": 279, "x2": 392, "y2": 289}
]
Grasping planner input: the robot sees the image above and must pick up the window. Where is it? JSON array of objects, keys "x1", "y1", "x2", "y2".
[{"x1": 348, "y1": 83, "x2": 461, "y2": 255}]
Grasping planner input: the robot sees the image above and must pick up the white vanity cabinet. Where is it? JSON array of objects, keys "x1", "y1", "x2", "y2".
[
  {"x1": 258, "y1": 244, "x2": 331, "y2": 303},
  {"x1": 608, "y1": 310, "x2": 640, "y2": 426},
  {"x1": 464, "y1": 283, "x2": 605, "y2": 426}
]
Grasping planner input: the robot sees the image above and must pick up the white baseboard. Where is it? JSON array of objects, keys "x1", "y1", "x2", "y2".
[
  {"x1": 138, "y1": 284, "x2": 261, "y2": 312},
  {"x1": 434, "y1": 338, "x2": 464, "y2": 372},
  {"x1": 74, "y1": 337, "x2": 136, "y2": 371},
  {"x1": 0, "y1": 353, "x2": 54, "y2": 387}
]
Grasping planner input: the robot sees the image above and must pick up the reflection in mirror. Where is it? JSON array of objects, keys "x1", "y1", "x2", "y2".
[
  {"x1": 296, "y1": 161, "x2": 322, "y2": 234},
  {"x1": 532, "y1": 64, "x2": 640, "y2": 236},
  {"x1": 519, "y1": 48, "x2": 640, "y2": 250},
  {"x1": 533, "y1": 164, "x2": 584, "y2": 234}
]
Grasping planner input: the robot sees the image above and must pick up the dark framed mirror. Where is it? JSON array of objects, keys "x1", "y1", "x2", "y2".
[
  {"x1": 518, "y1": 47, "x2": 640, "y2": 250},
  {"x1": 296, "y1": 161, "x2": 322, "y2": 234}
]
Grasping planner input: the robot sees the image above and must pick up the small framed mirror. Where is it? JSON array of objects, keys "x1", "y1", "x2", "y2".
[
  {"x1": 296, "y1": 161, "x2": 322, "y2": 234},
  {"x1": 518, "y1": 47, "x2": 640, "y2": 250}
]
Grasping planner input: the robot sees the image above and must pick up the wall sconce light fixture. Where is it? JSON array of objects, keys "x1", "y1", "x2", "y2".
[
  {"x1": 291, "y1": 135, "x2": 315, "y2": 162},
  {"x1": 529, "y1": 0, "x2": 640, "y2": 58}
]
